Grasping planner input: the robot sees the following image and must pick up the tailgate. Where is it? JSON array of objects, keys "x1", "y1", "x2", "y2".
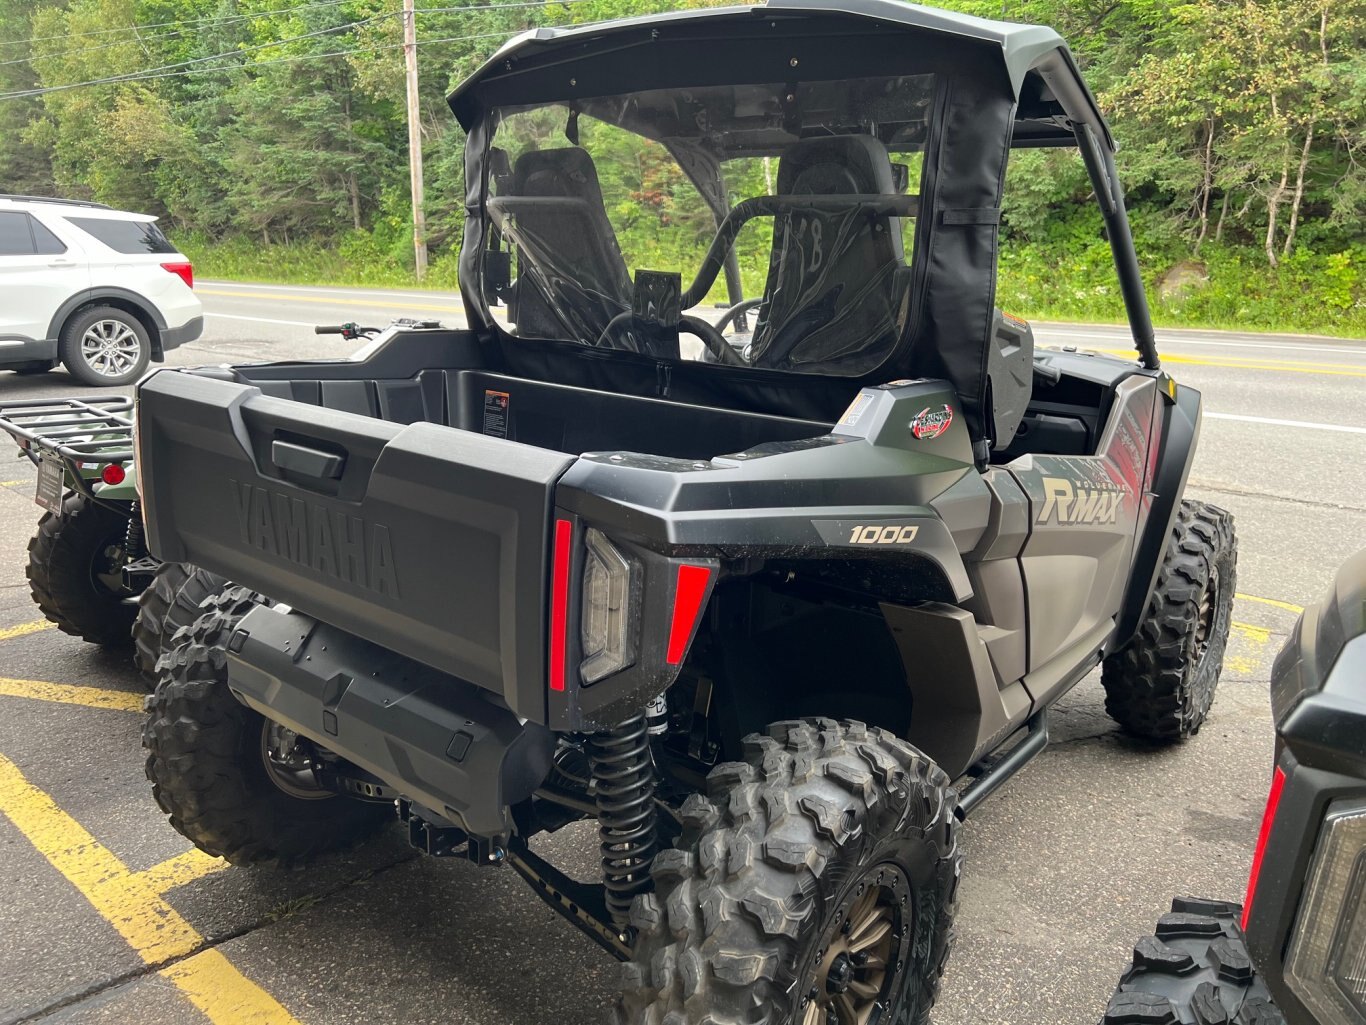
[{"x1": 137, "y1": 371, "x2": 575, "y2": 717}]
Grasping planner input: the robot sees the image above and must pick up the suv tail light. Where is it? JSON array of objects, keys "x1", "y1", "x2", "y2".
[
  {"x1": 1285, "y1": 798, "x2": 1366, "y2": 1025},
  {"x1": 161, "y1": 261, "x2": 193, "y2": 289}
]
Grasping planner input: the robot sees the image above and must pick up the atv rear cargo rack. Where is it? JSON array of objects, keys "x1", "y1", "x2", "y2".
[{"x1": 0, "y1": 396, "x2": 135, "y2": 466}]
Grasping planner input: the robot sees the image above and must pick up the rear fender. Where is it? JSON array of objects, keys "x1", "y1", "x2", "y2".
[{"x1": 1114, "y1": 379, "x2": 1201, "y2": 647}]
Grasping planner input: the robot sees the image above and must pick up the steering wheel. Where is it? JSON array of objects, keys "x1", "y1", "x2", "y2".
[
  {"x1": 715, "y1": 297, "x2": 763, "y2": 335},
  {"x1": 681, "y1": 315, "x2": 746, "y2": 365},
  {"x1": 595, "y1": 312, "x2": 746, "y2": 366}
]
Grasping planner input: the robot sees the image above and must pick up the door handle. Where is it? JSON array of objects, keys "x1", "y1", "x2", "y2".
[{"x1": 48, "y1": 259, "x2": 75, "y2": 267}]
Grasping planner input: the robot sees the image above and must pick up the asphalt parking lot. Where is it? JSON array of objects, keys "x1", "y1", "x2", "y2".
[{"x1": 1, "y1": 284, "x2": 1363, "y2": 1025}]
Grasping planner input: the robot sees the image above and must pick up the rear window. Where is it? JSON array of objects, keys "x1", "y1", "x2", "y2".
[
  {"x1": 0, "y1": 211, "x2": 68, "y2": 255},
  {"x1": 66, "y1": 216, "x2": 177, "y2": 254}
]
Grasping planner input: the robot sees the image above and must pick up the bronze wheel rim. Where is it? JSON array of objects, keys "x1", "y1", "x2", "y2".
[
  {"x1": 801, "y1": 864, "x2": 909, "y2": 1025},
  {"x1": 260, "y1": 721, "x2": 333, "y2": 800},
  {"x1": 1194, "y1": 566, "x2": 1219, "y2": 663}
]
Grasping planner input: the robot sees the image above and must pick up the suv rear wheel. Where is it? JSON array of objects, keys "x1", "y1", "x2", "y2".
[
  {"x1": 617, "y1": 719, "x2": 960, "y2": 1025},
  {"x1": 59, "y1": 305, "x2": 151, "y2": 386}
]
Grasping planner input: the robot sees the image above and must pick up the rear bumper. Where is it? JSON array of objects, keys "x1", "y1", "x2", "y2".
[
  {"x1": 159, "y1": 315, "x2": 202, "y2": 353},
  {"x1": 227, "y1": 603, "x2": 556, "y2": 839}
]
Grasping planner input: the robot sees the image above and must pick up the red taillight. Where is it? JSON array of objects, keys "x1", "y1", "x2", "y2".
[
  {"x1": 161, "y1": 261, "x2": 193, "y2": 289},
  {"x1": 100, "y1": 463, "x2": 125, "y2": 485},
  {"x1": 666, "y1": 564, "x2": 712, "y2": 665},
  {"x1": 1243, "y1": 766, "x2": 1287, "y2": 928},
  {"x1": 548, "y1": 518, "x2": 573, "y2": 692}
]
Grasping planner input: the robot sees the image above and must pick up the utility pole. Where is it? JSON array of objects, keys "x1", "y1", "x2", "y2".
[{"x1": 402, "y1": 0, "x2": 428, "y2": 279}]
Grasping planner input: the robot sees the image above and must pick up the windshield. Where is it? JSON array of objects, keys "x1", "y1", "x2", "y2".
[{"x1": 484, "y1": 74, "x2": 934, "y2": 376}]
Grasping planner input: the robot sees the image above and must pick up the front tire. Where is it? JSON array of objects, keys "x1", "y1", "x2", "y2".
[
  {"x1": 132, "y1": 561, "x2": 226, "y2": 684},
  {"x1": 1102, "y1": 897, "x2": 1286, "y2": 1025},
  {"x1": 59, "y1": 305, "x2": 151, "y2": 386},
  {"x1": 1102, "y1": 500, "x2": 1237, "y2": 741},
  {"x1": 26, "y1": 493, "x2": 138, "y2": 646},
  {"x1": 616, "y1": 718, "x2": 961, "y2": 1025},
  {"x1": 143, "y1": 586, "x2": 391, "y2": 867}
]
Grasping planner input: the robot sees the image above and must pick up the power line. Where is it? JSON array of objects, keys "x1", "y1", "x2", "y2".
[
  {"x1": 0, "y1": 0, "x2": 576, "y2": 53},
  {"x1": 0, "y1": 0, "x2": 579, "y2": 70},
  {"x1": 0, "y1": 14, "x2": 398, "y2": 98},
  {"x1": 0, "y1": 0, "x2": 361, "y2": 49},
  {"x1": 0, "y1": 30, "x2": 515, "y2": 99}
]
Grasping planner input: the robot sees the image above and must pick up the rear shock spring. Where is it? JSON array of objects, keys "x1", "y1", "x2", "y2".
[
  {"x1": 587, "y1": 712, "x2": 659, "y2": 928},
  {"x1": 124, "y1": 503, "x2": 146, "y2": 560}
]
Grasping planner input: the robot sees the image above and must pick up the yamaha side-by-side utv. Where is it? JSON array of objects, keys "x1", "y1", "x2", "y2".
[{"x1": 134, "y1": 3, "x2": 1237, "y2": 1021}]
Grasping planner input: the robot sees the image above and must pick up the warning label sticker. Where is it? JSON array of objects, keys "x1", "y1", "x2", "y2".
[{"x1": 483, "y1": 390, "x2": 510, "y2": 438}]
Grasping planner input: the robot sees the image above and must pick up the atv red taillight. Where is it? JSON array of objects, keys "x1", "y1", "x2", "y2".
[
  {"x1": 548, "y1": 518, "x2": 573, "y2": 692},
  {"x1": 101, "y1": 463, "x2": 125, "y2": 485},
  {"x1": 1243, "y1": 766, "x2": 1287, "y2": 928},
  {"x1": 666, "y1": 564, "x2": 713, "y2": 665},
  {"x1": 161, "y1": 261, "x2": 194, "y2": 289}
]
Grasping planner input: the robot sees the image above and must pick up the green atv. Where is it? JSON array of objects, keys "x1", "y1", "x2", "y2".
[{"x1": 0, "y1": 396, "x2": 221, "y2": 679}]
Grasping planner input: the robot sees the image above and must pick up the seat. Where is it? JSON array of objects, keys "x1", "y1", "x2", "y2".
[
  {"x1": 749, "y1": 135, "x2": 908, "y2": 372},
  {"x1": 496, "y1": 147, "x2": 633, "y2": 341}
]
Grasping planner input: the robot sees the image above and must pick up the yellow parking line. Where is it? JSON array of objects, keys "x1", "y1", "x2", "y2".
[
  {"x1": 0, "y1": 619, "x2": 55, "y2": 643},
  {"x1": 0, "y1": 479, "x2": 27, "y2": 486},
  {"x1": 199, "y1": 287, "x2": 462, "y2": 315},
  {"x1": 0, "y1": 753, "x2": 301, "y2": 1024},
  {"x1": 1096, "y1": 348, "x2": 1366, "y2": 378},
  {"x1": 1236, "y1": 592, "x2": 1305, "y2": 615},
  {"x1": 1230, "y1": 621, "x2": 1272, "y2": 644},
  {"x1": 133, "y1": 847, "x2": 228, "y2": 892},
  {"x1": 0, "y1": 676, "x2": 143, "y2": 713}
]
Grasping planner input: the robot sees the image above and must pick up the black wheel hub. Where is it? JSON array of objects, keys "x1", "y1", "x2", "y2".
[{"x1": 826, "y1": 953, "x2": 855, "y2": 994}]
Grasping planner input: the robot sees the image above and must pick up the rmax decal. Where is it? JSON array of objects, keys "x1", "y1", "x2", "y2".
[
  {"x1": 231, "y1": 480, "x2": 400, "y2": 597},
  {"x1": 1038, "y1": 477, "x2": 1125, "y2": 525},
  {"x1": 910, "y1": 404, "x2": 953, "y2": 440}
]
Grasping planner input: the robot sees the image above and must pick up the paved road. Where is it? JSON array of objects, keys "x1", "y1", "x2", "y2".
[{"x1": 0, "y1": 281, "x2": 1362, "y2": 1025}]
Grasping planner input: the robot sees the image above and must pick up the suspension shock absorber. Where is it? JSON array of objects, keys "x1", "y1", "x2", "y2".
[
  {"x1": 587, "y1": 712, "x2": 659, "y2": 928},
  {"x1": 124, "y1": 503, "x2": 146, "y2": 560}
]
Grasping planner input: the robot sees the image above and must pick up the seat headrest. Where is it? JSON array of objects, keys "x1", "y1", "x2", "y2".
[
  {"x1": 776, "y1": 135, "x2": 898, "y2": 196},
  {"x1": 512, "y1": 147, "x2": 605, "y2": 198}
]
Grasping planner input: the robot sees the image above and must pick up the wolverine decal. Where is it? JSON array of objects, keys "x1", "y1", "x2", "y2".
[{"x1": 1038, "y1": 477, "x2": 1125, "y2": 525}]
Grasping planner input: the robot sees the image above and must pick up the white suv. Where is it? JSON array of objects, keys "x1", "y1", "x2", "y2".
[{"x1": 0, "y1": 195, "x2": 203, "y2": 386}]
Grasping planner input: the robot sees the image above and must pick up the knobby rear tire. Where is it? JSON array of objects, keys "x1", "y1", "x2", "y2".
[
  {"x1": 143, "y1": 585, "x2": 390, "y2": 868},
  {"x1": 616, "y1": 718, "x2": 961, "y2": 1025},
  {"x1": 1102, "y1": 897, "x2": 1286, "y2": 1025},
  {"x1": 1102, "y1": 500, "x2": 1237, "y2": 741}
]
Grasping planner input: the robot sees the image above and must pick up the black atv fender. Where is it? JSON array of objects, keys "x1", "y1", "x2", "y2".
[{"x1": 1114, "y1": 378, "x2": 1203, "y2": 648}]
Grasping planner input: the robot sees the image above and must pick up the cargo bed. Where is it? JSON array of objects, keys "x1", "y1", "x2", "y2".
[{"x1": 136, "y1": 328, "x2": 829, "y2": 718}]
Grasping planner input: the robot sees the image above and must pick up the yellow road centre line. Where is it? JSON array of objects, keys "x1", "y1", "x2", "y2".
[
  {"x1": 0, "y1": 676, "x2": 143, "y2": 713},
  {"x1": 0, "y1": 753, "x2": 300, "y2": 1024},
  {"x1": 199, "y1": 287, "x2": 463, "y2": 315},
  {"x1": 1096, "y1": 348, "x2": 1366, "y2": 378},
  {"x1": 0, "y1": 619, "x2": 55, "y2": 642}
]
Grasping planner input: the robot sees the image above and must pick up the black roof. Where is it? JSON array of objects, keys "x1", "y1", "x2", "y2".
[{"x1": 449, "y1": 0, "x2": 1112, "y2": 148}]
